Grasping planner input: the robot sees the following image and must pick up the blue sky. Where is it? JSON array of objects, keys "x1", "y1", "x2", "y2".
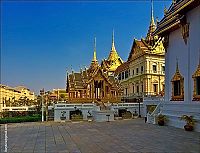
[{"x1": 1, "y1": 1, "x2": 171, "y2": 94}]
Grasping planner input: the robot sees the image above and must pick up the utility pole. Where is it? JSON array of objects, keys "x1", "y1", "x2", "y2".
[{"x1": 40, "y1": 88, "x2": 44, "y2": 122}]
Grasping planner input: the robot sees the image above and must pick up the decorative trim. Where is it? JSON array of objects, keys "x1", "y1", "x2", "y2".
[
  {"x1": 163, "y1": 35, "x2": 169, "y2": 50},
  {"x1": 192, "y1": 64, "x2": 200, "y2": 101},
  {"x1": 181, "y1": 23, "x2": 189, "y2": 44},
  {"x1": 171, "y1": 59, "x2": 184, "y2": 101}
]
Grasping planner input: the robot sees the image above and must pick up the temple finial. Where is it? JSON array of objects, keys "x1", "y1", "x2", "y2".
[
  {"x1": 111, "y1": 29, "x2": 116, "y2": 51},
  {"x1": 146, "y1": 0, "x2": 156, "y2": 43},
  {"x1": 93, "y1": 37, "x2": 97, "y2": 62},
  {"x1": 150, "y1": 0, "x2": 155, "y2": 26}
]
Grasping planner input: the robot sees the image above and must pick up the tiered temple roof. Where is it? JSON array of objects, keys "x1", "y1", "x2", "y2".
[
  {"x1": 101, "y1": 30, "x2": 123, "y2": 73},
  {"x1": 154, "y1": 0, "x2": 200, "y2": 36},
  {"x1": 66, "y1": 35, "x2": 123, "y2": 103}
]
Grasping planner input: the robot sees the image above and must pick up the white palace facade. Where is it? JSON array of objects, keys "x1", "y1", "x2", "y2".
[{"x1": 149, "y1": 0, "x2": 200, "y2": 132}]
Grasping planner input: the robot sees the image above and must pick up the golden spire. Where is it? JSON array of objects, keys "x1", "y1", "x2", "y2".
[
  {"x1": 92, "y1": 37, "x2": 97, "y2": 62},
  {"x1": 150, "y1": 0, "x2": 155, "y2": 27},
  {"x1": 146, "y1": 0, "x2": 156, "y2": 44},
  {"x1": 106, "y1": 30, "x2": 123, "y2": 72},
  {"x1": 111, "y1": 29, "x2": 116, "y2": 51},
  {"x1": 90, "y1": 37, "x2": 98, "y2": 71}
]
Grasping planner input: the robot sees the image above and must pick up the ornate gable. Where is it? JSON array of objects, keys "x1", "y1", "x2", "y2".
[
  {"x1": 86, "y1": 66, "x2": 113, "y2": 86},
  {"x1": 128, "y1": 39, "x2": 147, "y2": 61}
]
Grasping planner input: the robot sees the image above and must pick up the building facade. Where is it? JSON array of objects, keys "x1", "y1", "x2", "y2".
[
  {"x1": 153, "y1": 0, "x2": 200, "y2": 131},
  {"x1": 0, "y1": 84, "x2": 36, "y2": 111},
  {"x1": 155, "y1": 0, "x2": 200, "y2": 103},
  {"x1": 66, "y1": 33, "x2": 123, "y2": 103},
  {"x1": 50, "y1": 88, "x2": 69, "y2": 101},
  {"x1": 115, "y1": 3, "x2": 165, "y2": 101}
]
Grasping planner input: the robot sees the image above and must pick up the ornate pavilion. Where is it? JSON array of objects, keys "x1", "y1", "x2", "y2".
[{"x1": 66, "y1": 32, "x2": 123, "y2": 103}]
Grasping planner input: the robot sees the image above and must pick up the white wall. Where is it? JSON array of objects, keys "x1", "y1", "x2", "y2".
[
  {"x1": 165, "y1": 5, "x2": 200, "y2": 102},
  {"x1": 188, "y1": 5, "x2": 200, "y2": 102}
]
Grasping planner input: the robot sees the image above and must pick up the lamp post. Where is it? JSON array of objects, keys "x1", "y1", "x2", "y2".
[
  {"x1": 138, "y1": 98, "x2": 141, "y2": 118},
  {"x1": 40, "y1": 89, "x2": 44, "y2": 122}
]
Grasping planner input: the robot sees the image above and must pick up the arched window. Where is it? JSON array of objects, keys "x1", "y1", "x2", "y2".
[
  {"x1": 171, "y1": 60, "x2": 184, "y2": 101},
  {"x1": 192, "y1": 62, "x2": 200, "y2": 101}
]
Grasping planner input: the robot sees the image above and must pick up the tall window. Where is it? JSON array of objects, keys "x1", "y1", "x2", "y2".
[
  {"x1": 174, "y1": 80, "x2": 180, "y2": 96},
  {"x1": 196, "y1": 77, "x2": 200, "y2": 95},
  {"x1": 132, "y1": 85, "x2": 134, "y2": 93},
  {"x1": 125, "y1": 88, "x2": 128, "y2": 96},
  {"x1": 192, "y1": 63, "x2": 200, "y2": 101},
  {"x1": 141, "y1": 85, "x2": 143, "y2": 92},
  {"x1": 136, "y1": 68, "x2": 139, "y2": 74},
  {"x1": 122, "y1": 72, "x2": 125, "y2": 80},
  {"x1": 141, "y1": 66, "x2": 143, "y2": 73},
  {"x1": 153, "y1": 65, "x2": 157, "y2": 72},
  {"x1": 125, "y1": 70, "x2": 129, "y2": 79},
  {"x1": 171, "y1": 61, "x2": 184, "y2": 101},
  {"x1": 137, "y1": 86, "x2": 139, "y2": 93},
  {"x1": 153, "y1": 84, "x2": 157, "y2": 93},
  {"x1": 133, "y1": 70, "x2": 134, "y2": 76},
  {"x1": 118, "y1": 73, "x2": 121, "y2": 80},
  {"x1": 162, "y1": 66, "x2": 165, "y2": 72}
]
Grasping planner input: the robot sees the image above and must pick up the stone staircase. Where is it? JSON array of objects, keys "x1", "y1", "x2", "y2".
[{"x1": 147, "y1": 101, "x2": 200, "y2": 132}]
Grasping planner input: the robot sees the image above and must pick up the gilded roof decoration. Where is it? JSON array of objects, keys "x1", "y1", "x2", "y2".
[
  {"x1": 171, "y1": 59, "x2": 184, "y2": 82},
  {"x1": 101, "y1": 30, "x2": 123, "y2": 72}
]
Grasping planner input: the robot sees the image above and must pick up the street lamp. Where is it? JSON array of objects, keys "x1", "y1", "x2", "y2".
[{"x1": 137, "y1": 98, "x2": 141, "y2": 118}]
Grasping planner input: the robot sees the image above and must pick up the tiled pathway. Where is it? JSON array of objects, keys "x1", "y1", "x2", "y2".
[{"x1": 0, "y1": 119, "x2": 199, "y2": 153}]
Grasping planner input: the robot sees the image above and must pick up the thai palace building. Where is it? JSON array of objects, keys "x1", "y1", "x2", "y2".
[
  {"x1": 66, "y1": 32, "x2": 123, "y2": 104},
  {"x1": 115, "y1": 1, "x2": 165, "y2": 104},
  {"x1": 149, "y1": 0, "x2": 200, "y2": 132}
]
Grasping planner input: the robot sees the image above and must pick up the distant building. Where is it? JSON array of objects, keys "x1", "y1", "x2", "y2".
[
  {"x1": 0, "y1": 84, "x2": 36, "y2": 111},
  {"x1": 115, "y1": 2, "x2": 165, "y2": 102},
  {"x1": 50, "y1": 88, "x2": 68, "y2": 101},
  {"x1": 66, "y1": 33, "x2": 123, "y2": 103}
]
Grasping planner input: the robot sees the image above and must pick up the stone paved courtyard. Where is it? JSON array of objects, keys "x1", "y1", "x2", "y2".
[{"x1": 0, "y1": 119, "x2": 200, "y2": 153}]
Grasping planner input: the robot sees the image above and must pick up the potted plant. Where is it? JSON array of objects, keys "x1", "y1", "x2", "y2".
[
  {"x1": 157, "y1": 114, "x2": 168, "y2": 126},
  {"x1": 180, "y1": 115, "x2": 196, "y2": 131}
]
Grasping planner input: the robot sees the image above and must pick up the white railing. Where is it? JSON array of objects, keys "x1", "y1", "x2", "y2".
[{"x1": 147, "y1": 101, "x2": 163, "y2": 124}]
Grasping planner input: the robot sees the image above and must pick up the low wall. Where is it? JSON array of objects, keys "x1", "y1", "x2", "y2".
[
  {"x1": 54, "y1": 103, "x2": 98, "y2": 121},
  {"x1": 92, "y1": 110, "x2": 114, "y2": 122},
  {"x1": 161, "y1": 102, "x2": 200, "y2": 132}
]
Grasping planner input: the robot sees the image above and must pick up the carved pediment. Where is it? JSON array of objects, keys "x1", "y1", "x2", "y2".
[
  {"x1": 171, "y1": 71, "x2": 184, "y2": 81},
  {"x1": 192, "y1": 65, "x2": 200, "y2": 78}
]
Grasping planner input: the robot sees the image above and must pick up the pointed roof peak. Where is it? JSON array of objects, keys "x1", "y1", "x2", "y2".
[
  {"x1": 150, "y1": 0, "x2": 155, "y2": 26},
  {"x1": 92, "y1": 37, "x2": 97, "y2": 62},
  {"x1": 146, "y1": 0, "x2": 157, "y2": 44},
  {"x1": 111, "y1": 29, "x2": 116, "y2": 51}
]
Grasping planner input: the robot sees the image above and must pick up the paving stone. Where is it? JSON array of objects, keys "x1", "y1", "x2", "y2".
[{"x1": 1, "y1": 119, "x2": 200, "y2": 153}]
